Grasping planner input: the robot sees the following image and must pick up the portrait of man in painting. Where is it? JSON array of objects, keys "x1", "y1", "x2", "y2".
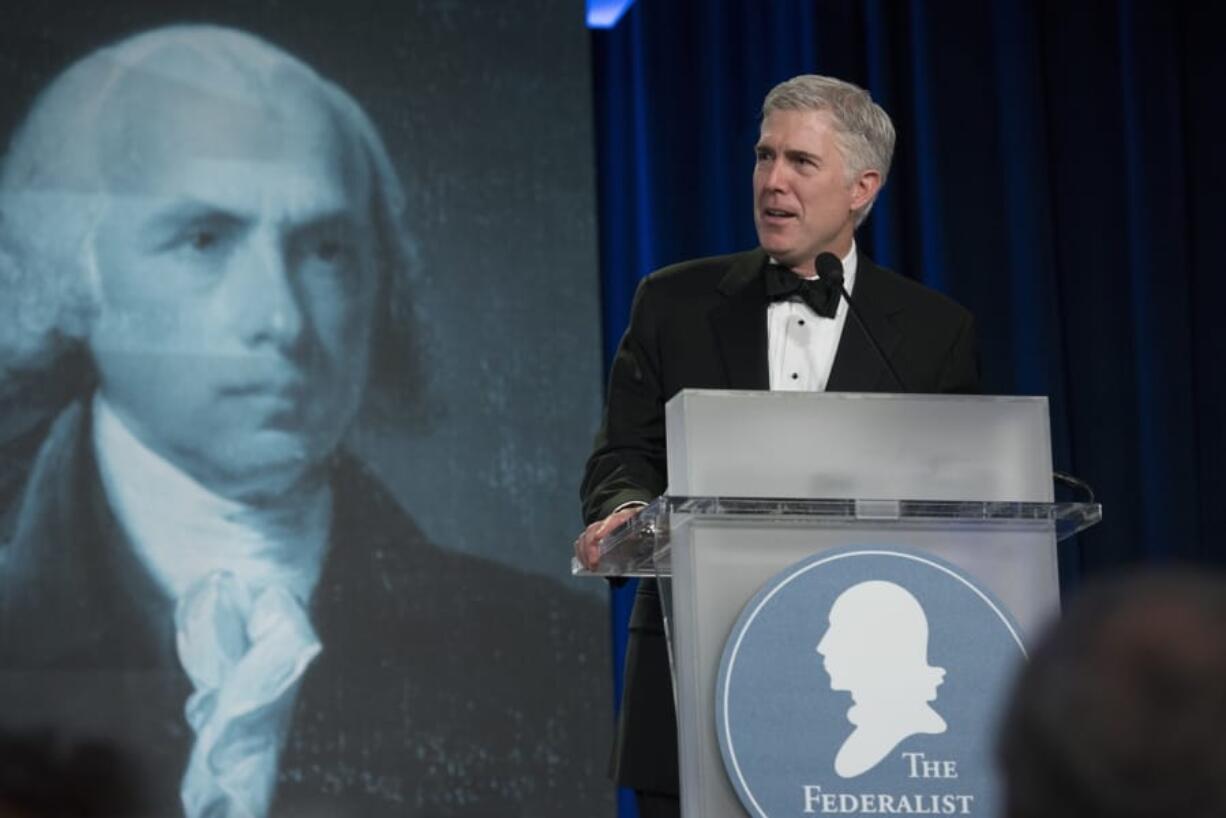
[{"x1": 0, "y1": 23, "x2": 605, "y2": 818}]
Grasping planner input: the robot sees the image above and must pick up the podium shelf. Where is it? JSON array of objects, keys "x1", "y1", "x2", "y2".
[{"x1": 573, "y1": 495, "x2": 1101, "y2": 578}]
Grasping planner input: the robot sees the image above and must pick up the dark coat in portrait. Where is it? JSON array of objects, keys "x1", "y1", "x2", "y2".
[
  {"x1": 0, "y1": 399, "x2": 605, "y2": 818},
  {"x1": 581, "y1": 247, "x2": 979, "y2": 795}
]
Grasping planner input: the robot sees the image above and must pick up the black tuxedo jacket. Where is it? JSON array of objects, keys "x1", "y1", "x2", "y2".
[
  {"x1": 580, "y1": 248, "x2": 978, "y2": 793},
  {"x1": 0, "y1": 400, "x2": 608, "y2": 817}
]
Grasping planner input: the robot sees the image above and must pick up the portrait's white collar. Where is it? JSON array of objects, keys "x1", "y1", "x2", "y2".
[{"x1": 91, "y1": 393, "x2": 331, "y2": 604}]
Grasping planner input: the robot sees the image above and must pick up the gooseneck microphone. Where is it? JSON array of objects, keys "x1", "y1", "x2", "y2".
[{"x1": 815, "y1": 252, "x2": 910, "y2": 393}]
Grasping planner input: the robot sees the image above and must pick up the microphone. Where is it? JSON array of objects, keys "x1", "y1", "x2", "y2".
[{"x1": 815, "y1": 252, "x2": 909, "y2": 392}]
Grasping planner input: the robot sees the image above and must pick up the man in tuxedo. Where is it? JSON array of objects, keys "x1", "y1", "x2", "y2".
[
  {"x1": 577, "y1": 74, "x2": 978, "y2": 816},
  {"x1": 0, "y1": 25, "x2": 605, "y2": 817}
]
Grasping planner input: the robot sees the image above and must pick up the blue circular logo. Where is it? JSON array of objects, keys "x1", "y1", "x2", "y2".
[{"x1": 716, "y1": 546, "x2": 1026, "y2": 817}]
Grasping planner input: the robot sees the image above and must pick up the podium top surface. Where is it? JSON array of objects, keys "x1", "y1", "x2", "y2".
[{"x1": 666, "y1": 391, "x2": 1054, "y2": 502}]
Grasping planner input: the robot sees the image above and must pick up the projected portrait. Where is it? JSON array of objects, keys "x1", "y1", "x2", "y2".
[
  {"x1": 0, "y1": 22, "x2": 606, "y2": 818},
  {"x1": 816, "y1": 580, "x2": 948, "y2": 778}
]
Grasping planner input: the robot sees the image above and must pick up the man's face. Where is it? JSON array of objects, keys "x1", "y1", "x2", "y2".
[
  {"x1": 87, "y1": 71, "x2": 378, "y2": 501},
  {"x1": 752, "y1": 109, "x2": 879, "y2": 275}
]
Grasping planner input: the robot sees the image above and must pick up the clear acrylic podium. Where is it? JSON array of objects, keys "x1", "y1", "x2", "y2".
[{"x1": 576, "y1": 391, "x2": 1101, "y2": 818}]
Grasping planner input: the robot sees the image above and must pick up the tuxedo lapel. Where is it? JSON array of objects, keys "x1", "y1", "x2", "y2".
[
  {"x1": 709, "y1": 250, "x2": 770, "y2": 390},
  {"x1": 827, "y1": 257, "x2": 905, "y2": 392}
]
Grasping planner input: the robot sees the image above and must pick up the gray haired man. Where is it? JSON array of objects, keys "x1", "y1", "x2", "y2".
[{"x1": 578, "y1": 74, "x2": 979, "y2": 817}]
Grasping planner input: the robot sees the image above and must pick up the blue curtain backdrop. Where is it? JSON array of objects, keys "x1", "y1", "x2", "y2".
[{"x1": 590, "y1": 1, "x2": 1224, "y2": 813}]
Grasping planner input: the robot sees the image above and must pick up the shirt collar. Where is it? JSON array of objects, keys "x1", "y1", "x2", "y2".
[
  {"x1": 767, "y1": 241, "x2": 858, "y2": 291},
  {"x1": 91, "y1": 393, "x2": 331, "y2": 603}
]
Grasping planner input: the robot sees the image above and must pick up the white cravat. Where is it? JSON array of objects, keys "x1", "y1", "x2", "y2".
[
  {"x1": 175, "y1": 574, "x2": 320, "y2": 818},
  {"x1": 767, "y1": 243, "x2": 858, "y2": 392},
  {"x1": 91, "y1": 394, "x2": 331, "y2": 818}
]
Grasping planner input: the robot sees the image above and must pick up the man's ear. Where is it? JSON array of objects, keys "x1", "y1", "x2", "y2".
[{"x1": 849, "y1": 169, "x2": 881, "y2": 212}]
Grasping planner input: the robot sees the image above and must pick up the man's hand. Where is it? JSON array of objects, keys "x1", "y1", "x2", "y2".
[{"x1": 573, "y1": 505, "x2": 644, "y2": 571}]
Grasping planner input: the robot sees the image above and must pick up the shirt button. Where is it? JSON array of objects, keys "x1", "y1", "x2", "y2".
[
  {"x1": 791, "y1": 373, "x2": 799, "y2": 380},
  {"x1": 798, "y1": 319, "x2": 806, "y2": 326}
]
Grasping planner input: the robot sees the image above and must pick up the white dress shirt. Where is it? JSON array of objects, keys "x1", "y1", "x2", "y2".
[{"x1": 767, "y1": 243, "x2": 858, "y2": 392}]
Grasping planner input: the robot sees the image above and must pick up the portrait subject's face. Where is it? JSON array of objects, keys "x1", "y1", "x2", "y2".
[
  {"x1": 753, "y1": 109, "x2": 878, "y2": 273},
  {"x1": 86, "y1": 66, "x2": 378, "y2": 501}
]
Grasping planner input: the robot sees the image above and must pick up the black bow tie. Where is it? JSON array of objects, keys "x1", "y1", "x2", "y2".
[{"x1": 763, "y1": 262, "x2": 840, "y2": 318}]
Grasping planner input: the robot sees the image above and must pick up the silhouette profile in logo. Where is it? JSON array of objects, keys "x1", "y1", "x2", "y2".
[{"x1": 816, "y1": 580, "x2": 948, "y2": 777}]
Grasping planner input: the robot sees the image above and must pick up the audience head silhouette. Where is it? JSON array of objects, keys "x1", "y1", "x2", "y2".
[{"x1": 999, "y1": 569, "x2": 1226, "y2": 818}]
